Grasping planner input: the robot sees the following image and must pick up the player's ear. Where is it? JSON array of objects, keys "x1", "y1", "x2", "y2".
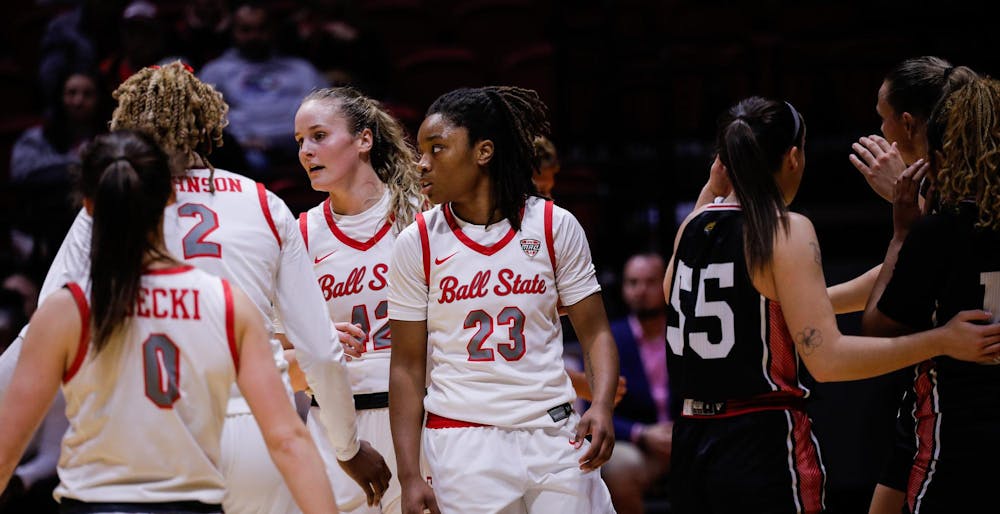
[{"x1": 475, "y1": 139, "x2": 494, "y2": 167}]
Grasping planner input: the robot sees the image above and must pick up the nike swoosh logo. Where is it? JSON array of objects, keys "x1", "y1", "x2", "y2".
[
  {"x1": 314, "y1": 250, "x2": 337, "y2": 264},
  {"x1": 434, "y1": 251, "x2": 458, "y2": 265}
]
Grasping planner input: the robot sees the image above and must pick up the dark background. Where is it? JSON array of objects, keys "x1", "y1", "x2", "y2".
[{"x1": 1, "y1": 1, "x2": 997, "y2": 512}]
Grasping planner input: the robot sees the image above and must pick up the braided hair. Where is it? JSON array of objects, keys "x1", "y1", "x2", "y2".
[
  {"x1": 427, "y1": 86, "x2": 550, "y2": 230},
  {"x1": 110, "y1": 61, "x2": 228, "y2": 178},
  {"x1": 927, "y1": 77, "x2": 1000, "y2": 230}
]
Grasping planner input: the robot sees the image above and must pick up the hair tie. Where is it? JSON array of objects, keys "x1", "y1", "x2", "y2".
[{"x1": 943, "y1": 65, "x2": 956, "y2": 80}]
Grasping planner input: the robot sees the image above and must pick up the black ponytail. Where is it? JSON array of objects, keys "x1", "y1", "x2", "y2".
[
  {"x1": 717, "y1": 97, "x2": 805, "y2": 272},
  {"x1": 79, "y1": 130, "x2": 175, "y2": 352}
]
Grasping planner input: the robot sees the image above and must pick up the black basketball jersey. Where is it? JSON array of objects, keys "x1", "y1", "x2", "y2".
[
  {"x1": 878, "y1": 203, "x2": 1000, "y2": 511},
  {"x1": 666, "y1": 204, "x2": 808, "y2": 410}
]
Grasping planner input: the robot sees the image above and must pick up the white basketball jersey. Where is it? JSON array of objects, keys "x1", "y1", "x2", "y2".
[
  {"x1": 300, "y1": 193, "x2": 396, "y2": 394},
  {"x1": 163, "y1": 168, "x2": 288, "y2": 411},
  {"x1": 389, "y1": 196, "x2": 601, "y2": 428},
  {"x1": 55, "y1": 266, "x2": 237, "y2": 504}
]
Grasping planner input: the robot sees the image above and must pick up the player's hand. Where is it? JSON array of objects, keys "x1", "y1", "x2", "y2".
[
  {"x1": 935, "y1": 310, "x2": 1000, "y2": 364},
  {"x1": 335, "y1": 322, "x2": 366, "y2": 359},
  {"x1": 892, "y1": 158, "x2": 929, "y2": 239},
  {"x1": 574, "y1": 405, "x2": 615, "y2": 472},
  {"x1": 849, "y1": 135, "x2": 905, "y2": 202},
  {"x1": 338, "y1": 440, "x2": 392, "y2": 506},
  {"x1": 400, "y1": 478, "x2": 440, "y2": 514}
]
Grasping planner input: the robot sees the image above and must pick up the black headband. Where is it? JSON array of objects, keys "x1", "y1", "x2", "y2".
[{"x1": 785, "y1": 101, "x2": 802, "y2": 144}]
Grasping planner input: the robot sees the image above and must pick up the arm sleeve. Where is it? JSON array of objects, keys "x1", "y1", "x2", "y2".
[
  {"x1": 269, "y1": 192, "x2": 360, "y2": 461},
  {"x1": 387, "y1": 223, "x2": 428, "y2": 321},
  {"x1": 878, "y1": 217, "x2": 945, "y2": 329},
  {"x1": 38, "y1": 209, "x2": 93, "y2": 302},
  {"x1": 551, "y1": 206, "x2": 601, "y2": 307}
]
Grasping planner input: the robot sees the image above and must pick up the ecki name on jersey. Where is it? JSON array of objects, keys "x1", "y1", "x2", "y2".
[
  {"x1": 318, "y1": 264, "x2": 388, "y2": 300},
  {"x1": 128, "y1": 287, "x2": 202, "y2": 320},
  {"x1": 438, "y1": 269, "x2": 546, "y2": 304}
]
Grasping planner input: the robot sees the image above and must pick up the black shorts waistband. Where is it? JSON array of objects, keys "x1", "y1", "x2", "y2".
[
  {"x1": 60, "y1": 499, "x2": 222, "y2": 513},
  {"x1": 311, "y1": 391, "x2": 389, "y2": 411},
  {"x1": 681, "y1": 394, "x2": 805, "y2": 418}
]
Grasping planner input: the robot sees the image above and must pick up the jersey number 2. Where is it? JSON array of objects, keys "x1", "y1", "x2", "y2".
[
  {"x1": 143, "y1": 334, "x2": 181, "y2": 408},
  {"x1": 178, "y1": 203, "x2": 222, "y2": 258},
  {"x1": 667, "y1": 260, "x2": 736, "y2": 359}
]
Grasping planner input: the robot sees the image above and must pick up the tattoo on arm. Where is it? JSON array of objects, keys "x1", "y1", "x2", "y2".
[
  {"x1": 809, "y1": 241, "x2": 822, "y2": 265},
  {"x1": 796, "y1": 326, "x2": 823, "y2": 355}
]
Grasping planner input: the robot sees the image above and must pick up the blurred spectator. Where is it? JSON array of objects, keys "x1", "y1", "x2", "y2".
[
  {"x1": 277, "y1": 0, "x2": 391, "y2": 98},
  {"x1": 98, "y1": 0, "x2": 189, "y2": 95},
  {"x1": 0, "y1": 284, "x2": 30, "y2": 358},
  {"x1": 198, "y1": 0, "x2": 328, "y2": 180},
  {"x1": 9, "y1": 68, "x2": 109, "y2": 272},
  {"x1": 173, "y1": 0, "x2": 233, "y2": 70},
  {"x1": 38, "y1": 0, "x2": 127, "y2": 101},
  {"x1": 602, "y1": 252, "x2": 674, "y2": 514},
  {"x1": 11, "y1": 68, "x2": 108, "y2": 183},
  {"x1": 533, "y1": 135, "x2": 560, "y2": 198}
]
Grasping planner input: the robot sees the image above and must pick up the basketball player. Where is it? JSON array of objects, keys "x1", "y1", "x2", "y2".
[
  {"x1": 862, "y1": 78, "x2": 1000, "y2": 514},
  {"x1": 0, "y1": 62, "x2": 390, "y2": 513},
  {"x1": 0, "y1": 130, "x2": 338, "y2": 514},
  {"x1": 291, "y1": 86, "x2": 425, "y2": 514},
  {"x1": 388, "y1": 86, "x2": 619, "y2": 514},
  {"x1": 845, "y1": 56, "x2": 978, "y2": 514},
  {"x1": 664, "y1": 96, "x2": 1000, "y2": 514}
]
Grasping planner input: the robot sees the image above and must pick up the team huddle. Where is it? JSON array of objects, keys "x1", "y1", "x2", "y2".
[{"x1": 1, "y1": 54, "x2": 1000, "y2": 514}]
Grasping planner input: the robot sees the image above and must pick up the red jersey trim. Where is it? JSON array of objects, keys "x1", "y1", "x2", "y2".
[
  {"x1": 425, "y1": 412, "x2": 491, "y2": 429},
  {"x1": 417, "y1": 212, "x2": 430, "y2": 286},
  {"x1": 766, "y1": 299, "x2": 799, "y2": 392},
  {"x1": 544, "y1": 200, "x2": 557, "y2": 274},
  {"x1": 299, "y1": 212, "x2": 309, "y2": 251},
  {"x1": 442, "y1": 203, "x2": 518, "y2": 256},
  {"x1": 323, "y1": 198, "x2": 394, "y2": 251},
  {"x1": 908, "y1": 362, "x2": 938, "y2": 512},
  {"x1": 257, "y1": 183, "x2": 282, "y2": 249},
  {"x1": 63, "y1": 282, "x2": 91, "y2": 383},
  {"x1": 788, "y1": 409, "x2": 825, "y2": 513},
  {"x1": 222, "y1": 279, "x2": 239, "y2": 373},
  {"x1": 144, "y1": 265, "x2": 195, "y2": 275}
]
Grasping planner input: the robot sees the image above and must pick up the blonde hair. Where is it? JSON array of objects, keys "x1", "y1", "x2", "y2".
[
  {"x1": 110, "y1": 61, "x2": 228, "y2": 173},
  {"x1": 301, "y1": 87, "x2": 425, "y2": 228},
  {"x1": 928, "y1": 77, "x2": 1000, "y2": 230}
]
